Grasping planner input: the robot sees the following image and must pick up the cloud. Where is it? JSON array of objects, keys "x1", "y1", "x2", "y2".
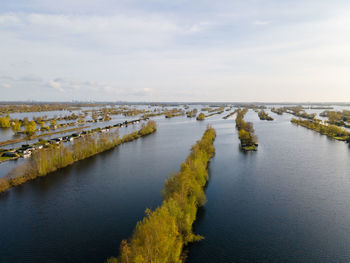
[
  {"x1": 19, "y1": 75, "x2": 42, "y2": 82},
  {"x1": 0, "y1": 13, "x2": 21, "y2": 25},
  {"x1": 45, "y1": 77, "x2": 151, "y2": 99},
  {"x1": 1, "y1": 1, "x2": 350, "y2": 101},
  {"x1": 0, "y1": 12, "x2": 202, "y2": 51},
  {"x1": 1, "y1": 83, "x2": 11, "y2": 89},
  {"x1": 0, "y1": 76, "x2": 14, "y2": 81},
  {"x1": 252, "y1": 20, "x2": 271, "y2": 26}
]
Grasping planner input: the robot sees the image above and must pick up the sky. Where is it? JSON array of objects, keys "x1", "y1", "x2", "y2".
[{"x1": 0, "y1": 0, "x2": 350, "y2": 102}]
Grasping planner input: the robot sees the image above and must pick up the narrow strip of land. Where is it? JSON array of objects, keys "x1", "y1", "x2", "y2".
[
  {"x1": 236, "y1": 108, "x2": 258, "y2": 151},
  {"x1": 0, "y1": 126, "x2": 90, "y2": 147},
  {"x1": 106, "y1": 126, "x2": 216, "y2": 263},
  {"x1": 0, "y1": 121, "x2": 157, "y2": 193}
]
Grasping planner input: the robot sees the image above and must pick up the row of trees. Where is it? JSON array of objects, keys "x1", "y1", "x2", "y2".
[
  {"x1": 0, "y1": 121, "x2": 157, "y2": 193},
  {"x1": 165, "y1": 108, "x2": 185, "y2": 118},
  {"x1": 223, "y1": 109, "x2": 238, "y2": 119},
  {"x1": 320, "y1": 110, "x2": 350, "y2": 128},
  {"x1": 106, "y1": 126, "x2": 216, "y2": 263},
  {"x1": 0, "y1": 104, "x2": 82, "y2": 114},
  {"x1": 0, "y1": 115, "x2": 11, "y2": 128},
  {"x1": 271, "y1": 107, "x2": 316, "y2": 119},
  {"x1": 291, "y1": 118, "x2": 350, "y2": 141},
  {"x1": 1, "y1": 118, "x2": 38, "y2": 136},
  {"x1": 258, "y1": 110, "x2": 274, "y2": 121},
  {"x1": 271, "y1": 107, "x2": 285, "y2": 115},
  {"x1": 235, "y1": 108, "x2": 258, "y2": 151}
]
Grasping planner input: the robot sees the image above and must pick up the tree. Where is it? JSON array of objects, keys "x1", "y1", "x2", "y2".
[
  {"x1": 196, "y1": 113, "x2": 205, "y2": 121},
  {"x1": 50, "y1": 119, "x2": 57, "y2": 128},
  {"x1": 0, "y1": 115, "x2": 11, "y2": 128},
  {"x1": 11, "y1": 120, "x2": 21, "y2": 134},
  {"x1": 25, "y1": 121, "x2": 36, "y2": 136}
]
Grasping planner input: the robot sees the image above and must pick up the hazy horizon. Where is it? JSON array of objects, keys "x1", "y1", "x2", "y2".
[{"x1": 1, "y1": 0, "x2": 350, "y2": 102}]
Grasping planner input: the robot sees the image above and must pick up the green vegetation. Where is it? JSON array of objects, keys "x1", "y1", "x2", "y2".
[
  {"x1": 236, "y1": 108, "x2": 258, "y2": 151},
  {"x1": 320, "y1": 110, "x2": 350, "y2": 128},
  {"x1": 202, "y1": 105, "x2": 225, "y2": 113},
  {"x1": 142, "y1": 112, "x2": 165, "y2": 118},
  {"x1": 186, "y1": 108, "x2": 198, "y2": 118},
  {"x1": 271, "y1": 107, "x2": 285, "y2": 115},
  {"x1": 196, "y1": 107, "x2": 224, "y2": 120},
  {"x1": 123, "y1": 108, "x2": 146, "y2": 117},
  {"x1": 271, "y1": 106, "x2": 315, "y2": 119},
  {"x1": 106, "y1": 126, "x2": 216, "y2": 263},
  {"x1": 0, "y1": 125, "x2": 90, "y2": 147},
  {"x1": 196, "y1": 113, "x2": 206, "y2": 121},
  {"x1": 279, "y1": 107, "x2": 316, "y2": 119},
  {"x1": 0, "y1": 121, "x2": 157, "y2": 193},
  {"x1": 205, "y1": 109, "x2": 224, "y2": 118},
  {"x1": 0, "y1": 103, "x2": 106, "y2": 114},
  {"x1": 11, "y1": 120, "x2": 21, "y2": 134},
  {"x1": 165, "y1": 108, "x2": 185, "y2": 118},
  {"x1": 258, "y1": 110, "x2": 274, "y2": 121},
  {"x1": 291, "y1": 118, "x2": 350, "y2": 142},
  {"x1": 25, "y1": 121, "x2": 37, "y2": 136},
  {"x1": 223, "y1": 109, "x2": 238, "y2": 119},
  {"x1": 0, "y1": 115, "x2": 11, "y2": 128}
]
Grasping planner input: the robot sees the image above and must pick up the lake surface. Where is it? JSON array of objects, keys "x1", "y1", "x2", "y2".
[{"x1": 2, "y1": 108, "x2": 350, "y2": 262}]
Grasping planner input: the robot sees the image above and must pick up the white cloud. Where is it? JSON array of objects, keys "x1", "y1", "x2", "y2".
[
  {"x1": 1, "y1": 83, "x2": 11, "y2": 89},
  {"x1": 252, "y1": 20, "x2": 271, "y2": 26},
  {"x1": 1, "y1": 2, "x2": 350, "y2": 101},
  {"x1": 0, "y1": 13, "x2": 21, "y2": 25}
]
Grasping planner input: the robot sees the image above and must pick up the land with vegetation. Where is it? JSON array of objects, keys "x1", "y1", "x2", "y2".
[
  {"x1": 196, "y1": 113, "x2": 206, "y2": 121},
  {"x1": 291, "y1": 118, "x2": 350, "y2": 142},
  {"x1": 271, "y1": 107, "x2": 316, "y2": 120},
  {"x1": 0, "y1": 103, "x2": 85, "y2": 114},
  {"x1": 320, "y1": 110, "x2": 350, "y2": 128},
  {"x1": 186, "y1": 108, "x2": 198, "y2": 118},
  {"x1": 0, "y1": 125, "x2": 90, "y2": 147},
  {"x1": 106, "y1": 126, "x2": 216, "y2": 263},
  {"x1": 196, "y1": 107, "x2": 224, "y2": 121},
  {"x1": 205, "y1": 109, "x2": 224, "y2": 118},
  {"x1": 271, "y1": 107, "x2": 285, "y2": 115},
  {"x1": 0, "y1": 121, "x2": 157, "y2": 193},
  {"x1": 235, "y1": 108, "x2": 258, "y2": 151},
  {"x1": 223, "y1": 109, "x2": 238, "y2": 119},
  {"x1": 258, "y1": 110, "x2": 274, "y2": 121},
  {"x1": 165, "y1": 108, "x2": 185, "y2": 118}
]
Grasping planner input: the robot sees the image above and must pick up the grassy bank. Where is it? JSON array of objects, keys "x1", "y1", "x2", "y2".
[
  {"x1": 106, "y1": 126, "x2": 216, "y2": 263},
  {"x1": 0, "y1": 121, "x2": 157, "y2": 193}
]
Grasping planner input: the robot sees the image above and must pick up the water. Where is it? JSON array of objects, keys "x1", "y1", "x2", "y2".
[
  {"x1": 187, "y1": 110, "x2": 350, "y2": 263},
  {"x1": 2, "y1": 109, "x2": 350, "y2": 262},
  {"x1": 0, "y1": 115, "x2": 207, "y2": 263}
]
